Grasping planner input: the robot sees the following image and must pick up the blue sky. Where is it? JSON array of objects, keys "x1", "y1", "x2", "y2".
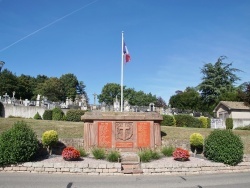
[{"x1": 1, "y1": 0, "x2": 250, "y2": 105}]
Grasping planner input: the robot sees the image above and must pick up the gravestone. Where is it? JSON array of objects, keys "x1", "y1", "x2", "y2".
[{"x1": 81, "y1": 111, "x2": 162, "y2": 151}]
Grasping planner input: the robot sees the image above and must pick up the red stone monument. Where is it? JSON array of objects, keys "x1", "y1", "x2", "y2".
[{"x1": 81, "y1": 112, "x2": 163, "y2": 151}]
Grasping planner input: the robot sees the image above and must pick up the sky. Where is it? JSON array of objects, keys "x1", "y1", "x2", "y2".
[{"x1": 0, "y1": 0, "x2": 250, "y2": 105}]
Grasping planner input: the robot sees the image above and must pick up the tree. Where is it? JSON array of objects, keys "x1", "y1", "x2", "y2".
[
  {"x1": 17, "y1": 74, "x2": 36, "y2": 100},
  {"x1": 238, "y1": 82, "x2": 250, "y2": 106},
  {"x1": 155, "y1": 96, "x2": 167, "y2": 108},
  {"x1": 0, "y1": 69, "x2": 18, "y2": 96},
  {"x1": 169, "y1": 87, "x2": 201, "y2": 111},
  {"x1": 98, "y1": 83, "x2": 121, "y2": 106},
  {"x1": 34, "y1": 77, "x2": 63, "y2": 102},
  {"x1": 198, "y1": 56, "x2": 241, "y2": 112},
  {"x1": 60, "y1": 73, "x2": 78, "y2": 101}
]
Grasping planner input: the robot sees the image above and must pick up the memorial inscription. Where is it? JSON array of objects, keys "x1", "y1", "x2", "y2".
[
  {"x1": 98, "y1": 122, "x2": 112, "y2": 148},
  {"x1": 137, "y1": 122, "x2": 151, "y2": 148}
]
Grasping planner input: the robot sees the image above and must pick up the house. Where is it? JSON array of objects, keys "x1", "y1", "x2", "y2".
[{"x1": 213, "y1": 101, "x2": 250, "y2": 128}]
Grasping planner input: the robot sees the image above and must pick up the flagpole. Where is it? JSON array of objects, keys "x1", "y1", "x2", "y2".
[{"x1": 121, "y1": 31, "x2": 124, "y2": 112}]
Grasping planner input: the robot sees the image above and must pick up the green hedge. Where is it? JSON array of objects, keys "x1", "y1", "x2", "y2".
[
  {"x1": 52, "y1": 107, "x2": 64, "y2": 121},
  {"x1": 226, "y1": 118, "x2": 234, "y2": 129},
  {"x1": 161, "y1": 115, "x2": 176, "y2": 126},
  {"x1": 174, "y1": 114, "x2": 202, "y2": 128},
  {"x1": 43, "y1": 110, "x2": 52, "y2": 120},
  {"x1": 66, "y1": 109, "x2": 86, "y2": 122}
]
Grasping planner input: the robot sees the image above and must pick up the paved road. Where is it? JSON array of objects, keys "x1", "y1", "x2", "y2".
[{"x1": 1, "y1": 172, "x2": 250, "y2": 188}]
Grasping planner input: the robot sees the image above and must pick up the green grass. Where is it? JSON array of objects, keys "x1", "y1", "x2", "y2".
[{"x1": 1, "y1": 118, "x2": 250, "y2": 154}]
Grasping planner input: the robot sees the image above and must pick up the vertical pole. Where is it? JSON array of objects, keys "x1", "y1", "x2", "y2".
[{"x1": 121, "y1": 31, "x2": 124, "y2": 112}]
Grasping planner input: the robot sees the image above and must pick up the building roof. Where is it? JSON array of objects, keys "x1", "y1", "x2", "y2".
[{"x1": 214, "y1": 101, "x2": 250, "y2": 111}]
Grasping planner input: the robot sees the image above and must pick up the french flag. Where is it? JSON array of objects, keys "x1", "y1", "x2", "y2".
[{"x1": 123, "y1": 42, "x2": 131, "y2": 63}]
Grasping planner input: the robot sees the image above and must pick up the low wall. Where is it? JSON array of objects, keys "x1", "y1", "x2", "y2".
[{"x1": 233, "y1": 119, "x2": 250, "y2": 128}]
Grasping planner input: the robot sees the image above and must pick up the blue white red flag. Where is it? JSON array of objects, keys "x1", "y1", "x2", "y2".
[{"x1": 123, "y1": 42, "x2": 131, "y2": 63}]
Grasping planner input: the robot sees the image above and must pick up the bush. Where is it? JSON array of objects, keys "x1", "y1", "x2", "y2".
[
  {"x1": 161, "y1": 146, "x2": 175, "y2": 157},
  {"x1": 199, "y1": 116, "x2": 208, "y2": 128},
  {"x1": 190, "y1": 133, "x2": 204, "y2": 153},
  {"x1": 106, "y1": 150, "x2": 121, "y2": 162},
  {"x1": 52, "y1": 107, "x2": 64, "y2": 121},
  {"x1": 34, "y1": 112, "x2": 42, "y2": 120},
  {"x1": 138, "y1": 149, "x2": 160, "y2": 162},
  {"x1": 62, "y1": 147, "x2": 81, "y2": 161},
  {"x1": 226, "y1": 118, "x2": 234, "y2": 129},
  {"x1": 172, "y1": 148, "x2": 190, "y2": 161},
  {"x1": 207, "y1": 118, "x2": 211, "y2": 128},
  {"x1": 66, "y1": 109, "x2": 85, "y2": 122},
  {"x1": 161, "y1": 115, "x2": 176, "y2": 126},
  {"x1": 43, "y1": 110, "x2": 52, "y2": 120},
  {"x1": 174, "y1": 114, "x2": 202, "y2": 128},
  {"x1": 204, "y1": 130, "x2": 244, "y2": 166},
  {"x1": 235, "y1": 125, "x2": 250, "y2": 130},
  {"x1": 42, "y1": 130, "x2": 58, "y2": 153},
  {"x1": 78, "y1": 147, "x2": 88, "y2": 157},
  {"x1": 0, "y1": 121, "x2": 39, "y2": 166},
  {"x1": 91, "y1": 147, "x2": 106, "y2": 159}
]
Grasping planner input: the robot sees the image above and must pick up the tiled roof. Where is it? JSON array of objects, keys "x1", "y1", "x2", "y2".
[{"x1": 219, "y1": 101, "x2": 250, "y2": 110}]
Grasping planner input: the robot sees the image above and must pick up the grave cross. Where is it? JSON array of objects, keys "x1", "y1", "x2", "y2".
[
  {"x1": 3, "y1": 93, "x2": 9, "y2": 103},
  {"x1": 93, "y1": 93, "x2": 97, "y2": 105}
]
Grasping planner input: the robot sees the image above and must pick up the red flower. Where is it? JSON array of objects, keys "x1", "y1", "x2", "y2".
[
  {"x1": 173, "y1": 148, "x2": 190, "y2": 161},
  {"x1": 62, "y1": 147, "x2": 80, "y2": 161}
]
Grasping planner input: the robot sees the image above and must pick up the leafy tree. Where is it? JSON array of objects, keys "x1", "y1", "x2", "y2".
[
  {"x1": 60, "y1": 73, "x2": 78, "y2": 101},
  {"x1": 17, "y1": 74, "x2": 36, "y2": 100},
  {"x1": 169, "y1": 87, "x2": 201, "y2": 111},
  {"x1": 238, "y1": 82, "x2": 250, "y2": 106},
  {"x1": 34, "y1": 77, "x2": 63, "y2": 102},
  {"x1": 77, "y1": 81, "x2": 89, "y2": 105},
  {"x1": 98, "y1": 83, "x2": 121, "y2": 106},
  {"x1": 155, "y1": 96, "x2": 167, "y2": 108},
  {"x1": 198, "y1": 56, "x2": 241, "y2": 112},
  {"x1": 0, "y1": 69, "x2": 18, "y2": 96}
]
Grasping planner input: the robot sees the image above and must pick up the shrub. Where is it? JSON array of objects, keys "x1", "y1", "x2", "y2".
[
  {"x1": 0, "y1": 121, "x2": 39, "y2": 166},
  {"x1": 174, "y1": 114, "x2": 202, "y2": 128},
  {"x1": 190, "y1": 133, "x2": 204, "y2": 153},
  {"x1": 66, "y1": 109, "x2": 85, "y2": 122},
  {"x1": 52, "y1": 107, "x2": 64, "y2": 121},
  {"x1": 91, "y1": 147, "x2": 106, "y2": 159},
  {"x1": 34, "y1": 112, "x2": 42, "y2": 120},
  {"x1": 199, "y1": 116, "x2": 208, "y2": 128},
  {"x1": 161, "y1": 146, "x2": 175, "y2": 157},
  {"x1": 207, "y1": 118, "x2": 211, "y2": 128},
  {"x1": 161, "y1": 115, "x2": 176, "y2": 126},
  {"x1": 43, "y1": 110, "x2": 52, "y2": 120},
  {"x1": 204, "y1": 130, "x2": 244, "y2": 166},
  {"x1": 78, "y1": 147, "x2": 88, "y2": 157},
  {"x1": 62, "y1": 147, "x2": 80, "y2": 161},
  {"x1": 172, "y1": 148, "x2": 190, "y2": 161},
  {"x1": 106, "y1": 150, "x2": 121, "y2": 162},
  {"x1": 138, "y1": 149, "x2": 160, "y2": 162},
  {"x1": 226, "y1": 118, "x2": 234, "y2": 129},
  {"x1": 42, "y1": 130, "x2": 58, "y2": 154},
  {"x1": 235, "y1": 125, "x2": 250, "y2": 130}
]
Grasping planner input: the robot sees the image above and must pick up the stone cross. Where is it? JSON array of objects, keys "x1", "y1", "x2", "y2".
[
  {"x1": 93, "y1": 93, "x2": 97, "y2": 105},
  {"x1": 3, "y1": 93, "x2": 9, "y2": 103},
  {"x1": 119, "y1": 124, "x2": 130, "y2": 141}
]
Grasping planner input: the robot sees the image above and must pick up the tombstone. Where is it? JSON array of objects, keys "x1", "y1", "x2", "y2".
[
  {"x1": 3, "y1": 93, "x2": 9, "y2": 103},
  {"x1": 36, "y1": 94, "x2": 41, "y2": 106},
  {"x1": 66, "y1": 97, "x2": 69, "y2": 107},
  {"x1": 124, "y1": 100, "x2": 130, "y2": 112},
  {"x1": 23, "y1": 99, "x2": 30, "y2": 107},
  {"x1": 82, "y1": 111, "x2": 162, "y2": 151},
  {"x1": 149, "y1": 103, "x2": 155, "y2": 112},
  {"x1": 114, "y1": 96, "x2": 120, "y2": 112},
  {"x1": 101, "y1": 102, "x2": 106, "y2": 112}
]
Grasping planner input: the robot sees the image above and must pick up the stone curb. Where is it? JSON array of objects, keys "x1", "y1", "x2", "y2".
[{"x1": 1, "y1": 160, "x2": 250, "y2": 175}]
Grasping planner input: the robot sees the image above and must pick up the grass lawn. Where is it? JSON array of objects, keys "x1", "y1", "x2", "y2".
[{"x1": 1, "y1": 117, "x2": 250, "y2": 154}]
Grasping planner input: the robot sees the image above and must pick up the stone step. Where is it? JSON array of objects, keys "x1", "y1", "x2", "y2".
[{"x1": 120, "y1": 152, "x2": 142, "y2": 174}]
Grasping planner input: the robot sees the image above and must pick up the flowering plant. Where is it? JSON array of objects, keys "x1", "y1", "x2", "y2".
[
  {"x1": 173, "y1": 148, "x2": 190, "y2": 161},
  {"x1": 62, "y1": 147, "x2": 80, "y2": 161}
]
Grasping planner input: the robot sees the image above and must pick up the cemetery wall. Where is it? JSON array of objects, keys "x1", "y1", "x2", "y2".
[{"x1": 3, "y1": 104, "x2": 46, "y2": 118}]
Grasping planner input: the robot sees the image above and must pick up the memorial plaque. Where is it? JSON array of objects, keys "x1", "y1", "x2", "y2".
[
  {"x1": 116, "y1": 142, "x2": 133, "y2": 148},
  {"x1": 98, "y1": 122, "x2": 112, "y2": 148},
  {"x1": 137, "y1": 122, "x2": 151, "y2": 147}
]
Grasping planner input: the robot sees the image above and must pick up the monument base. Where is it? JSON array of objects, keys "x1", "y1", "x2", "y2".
[{"x1": 81, "y1": 111, "x2": 163, "y2": 151}]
